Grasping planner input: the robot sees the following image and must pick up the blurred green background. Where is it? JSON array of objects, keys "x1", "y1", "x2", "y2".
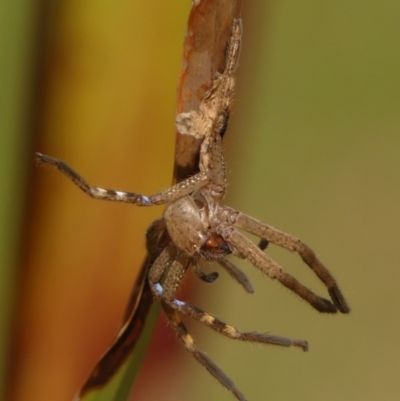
[{"x1": 2, "y1": 1, "x2": 399, "y2": 401}]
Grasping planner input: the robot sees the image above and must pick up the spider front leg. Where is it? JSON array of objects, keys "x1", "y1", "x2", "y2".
[
  {"x1": 36, "y1": 153, "x2": 209, "y2": 206},
  {"x1": 212, "y1": 239, "x2": 269, "y2": 293},
  {"x1": 224, "y1": 208, "x2": 350, "y2": 313},
  {"x1": 218, "y1": 224, "x2": 339, "y2": 313}
]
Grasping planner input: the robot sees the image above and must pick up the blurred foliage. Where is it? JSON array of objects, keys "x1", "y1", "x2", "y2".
[
  {"x1": 79, "y1": 302, "x2": 160, "y2": 401},
  {"x1": 0, "y1": 1, "x2": 40, "y2": 399}
]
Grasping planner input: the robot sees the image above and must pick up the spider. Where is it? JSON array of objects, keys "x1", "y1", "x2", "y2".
[{"x1": 36, "y1": 17, "x2": 349, "y2": 401}]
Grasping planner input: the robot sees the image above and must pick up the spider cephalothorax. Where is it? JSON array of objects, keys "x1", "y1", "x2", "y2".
[
  {"x1": 164, "y1": 191, "x2": 232, "y2": 260},
  {"x1": 36, "y1": 17, "x2": 349, "y2": 401}
]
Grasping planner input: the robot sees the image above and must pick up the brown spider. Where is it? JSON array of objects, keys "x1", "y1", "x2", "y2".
[{"x1": 36, "y1": 18, "x2": 349, "y2": 401}]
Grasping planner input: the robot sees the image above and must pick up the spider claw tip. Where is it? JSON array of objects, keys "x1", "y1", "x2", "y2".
[{"x1": 328, "y1": 286, "x2": 350, "y2": 314}]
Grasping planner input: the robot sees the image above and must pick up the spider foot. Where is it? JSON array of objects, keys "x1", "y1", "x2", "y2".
[
  {"x1": 312, "y1": 297, "x2": 338, "y2": 314},
  {"x1": 242, "y1": 332, "x2": 308, "y2": 352},
  {"x1": 294, "y1": 339, "x2": 309, "y2": 352},
  {"x1": 257, "y1": 238, "x2": 269, "y2": 251},
  {"x1": 328, "y1": 285, "x2": 350, "y2": 314},
  {"x1": 198, "y1": 270, "x2": 219, "y2": 283},
  {"x1": 191, "y1": 261, "x2": 219, "y2": 283}
]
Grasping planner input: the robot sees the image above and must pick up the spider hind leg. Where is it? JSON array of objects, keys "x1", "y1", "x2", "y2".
[
  {"x1": 164, "y1": 296, "x2": 308, "y2": 351},
  {"x1": 162, "y1": 302, "x2": 248, "y2": 401}
]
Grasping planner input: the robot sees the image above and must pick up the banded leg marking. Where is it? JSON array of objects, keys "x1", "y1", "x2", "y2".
[{"x1": 36, "y1": 152, "x2": 209, "y2": 206}]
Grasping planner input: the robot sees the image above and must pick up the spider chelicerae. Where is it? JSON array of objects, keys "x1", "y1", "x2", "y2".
[{"x1": 36, "y1": 17, "x2": 349, "y2": 401}]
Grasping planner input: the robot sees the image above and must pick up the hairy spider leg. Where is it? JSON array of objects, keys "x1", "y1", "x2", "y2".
[
  {"x1": 36, "y1": 153, "x2": 209, "y2": 206},
  {"x1": 215, "y1": 257, "x2": 254, "y2": 293},
  {"x1": 164, "y1": 296, "x2": 308, "y2": 350},
  {"x1": 162, "y1": 302, "x2": 248, "y2": 401},
  {"x1": 218, "y1": 225, "x2": 338, "y2": 313},
  {"x1": 148, "y1": 249, "x2": 246, "y2": 401},
  {"x1": 228, "y1": 210, "x2": 350, "y2": 313},
  {"x1": 149, "y1": 248, "x2": 307, "y2": 401}
]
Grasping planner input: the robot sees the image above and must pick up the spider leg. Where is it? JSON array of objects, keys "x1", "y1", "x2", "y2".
[
  {"x1": 217, "y1": 257, "x2": 254, "y2": 293},
  {"x1": 150, "y1": 251, "x2": 307, "y2": 351},
  {"x1": 161, "y1": 293, "x2": 308, "y2": 351},
  {"x1": 149, "y1": 253, "x2": 248, "y2": 401},
  {"x1": 221, "y1": 207, "x2": 350, "y2": 313},
  {"x1": 161, "y1": 286, "x2": 308, "y2": 351},
  {"x1": 220, "y1": 226, "x2": 338, "y2": 313},
  {"x1": 161, "y1": 302, "x2": 248, "y2": 401},
  {"x1": 146, "y1": 217, "x2": 168, "y2": 261},
  {"x1": 213, "y1": 237, "x2": 270, "y2": 294},
  {"x1": 191, "y1": 260, "x2": 219, "y2": 283},
  {"x1": 163, "y1": 255, "x2": 191, "y2": 298},
  {"x1": 36, "y1": 152, "x2": 209, "y2": 206}
]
